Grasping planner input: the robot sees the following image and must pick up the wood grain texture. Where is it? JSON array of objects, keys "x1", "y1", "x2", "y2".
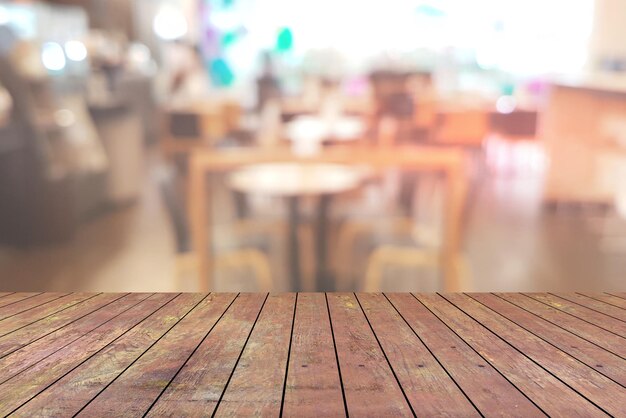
[
  {"x1": 580, "y1": 293, "x2": 626, "y2": 310},
  {"x1": 214, "y1": 293, "x2": 295, "y2": 417},
  {"x1": 75, "y1": 293, "x2": 236, "y2": 417},
  {"x1": 0, "y1": 294, "x2": 148, "y2": 382},
  {"x1": 0, "y1": 293, "x2": 68, "y2": 320},
  {"x1": 146, "y1": 293, "x2": 268, "y2": 417},
  {"x1": 0, "y1": 293, "x2": 40, "y2": 309},
  {"x1": 0, "y1": 292, "x2": 622, "y2": 416},
  {"x1": 0, "y1": 293, "x2": 97, "y2": 337},
  {"x1": 356, "y1": 293, "x2": 479, "y2": 417},
  {"x1": 443, "y1": 293, "x2": 625, "y2": 416},
  {"x1": 282, "y1": 292, "x2": 345, "y2": 417},
  {"x1": 470, "y1": 293, "x2": 626, "y2": 387},
  {"x1": 0, "y1": 293, "x2": 176, "y2": 416},
  {"x1": 498, "y1": 293, "x2": 626, "y2": 358},
  {"x1": 554, "y1": 293, "x2": 626, "y2": 322},
  {"x1": 526, "y1": 293, "x2": 626, "y2": 336},
  {"x1": 0, "y1": 293, "x2": 128, "y2": 357},
  {"x1": 12, "y1": 293, "x2": 208, "y2": 417},
  {"x1": 415, "y1": 293, "x2": 606, "y2": 417},
  {"x1": 327, "y1": 293, "x2": 413, "y2": 417},
  {"x1": 0, "y1": 292, "x2": 14, "y2": 299},
  {"x1": 386, "y1": 293, "x2": 545, "y2": 417}
]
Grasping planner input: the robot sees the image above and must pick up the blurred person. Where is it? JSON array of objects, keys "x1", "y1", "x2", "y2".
[
  {"x1": 166, "y1": 41, "x2": 211, "y2": 106},
  {"x1": 256, "y1": 51, "x2": 280, "y2": 111}
]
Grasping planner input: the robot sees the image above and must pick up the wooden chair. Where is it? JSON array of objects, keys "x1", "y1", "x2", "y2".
[
  {"x1": 158, "y1": 165, "x2": 274, "y2": 291},
  {"x1": 334, "y1": 173, "x2": 446, "y2": 291},
  {"x1": 363, "y1": 244, "x2": 470, "y2": 292},
  {"x1": 363, "y1": 245, "x2": 439, "y2": 291},
  {"x1": 160, "y1": 101, "x2": 243, "y2": 163}
]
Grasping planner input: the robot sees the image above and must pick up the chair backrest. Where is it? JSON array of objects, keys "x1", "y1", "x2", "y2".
[
  {"x1": 157, "y1": 166, "x2": 191, "y2": 254},
  {"x1": 434, "y1": 110, "x2": 489, "y2": 146},
  {"x1": 168, "y1": 112, "x2": 202, "y2": 139}
]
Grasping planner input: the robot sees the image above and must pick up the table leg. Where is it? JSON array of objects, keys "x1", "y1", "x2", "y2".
[
  {"x1": 315, "y1": 194, "x2": 332, "y2": 291},
  {"x1": 287, "y1": 196, "x2": 302, "y2": 291}
]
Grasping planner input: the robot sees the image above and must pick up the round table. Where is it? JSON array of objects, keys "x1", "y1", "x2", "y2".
[{"x1": 228, "y1": 163, "x2": 363, "y2": 291}]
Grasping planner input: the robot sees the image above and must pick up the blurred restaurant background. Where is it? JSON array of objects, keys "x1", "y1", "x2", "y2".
[{"x1": 0, "y1": 0, "x2": 625, "y2": 293}]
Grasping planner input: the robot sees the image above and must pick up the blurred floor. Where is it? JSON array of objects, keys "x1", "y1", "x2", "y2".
[
  {"x1": 466, "y1": 174, "x2": 626, "y2": 292},
  {"x1": 0, "y1": 152, "x2": 188, "y2": 292},
  {"x1": 0, "y1": 150, "x2": 625, "y2": 292}
]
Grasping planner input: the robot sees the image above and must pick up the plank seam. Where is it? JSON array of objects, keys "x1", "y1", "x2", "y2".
[
  {"x1": 466, "y1": 294, "x2": 626, "y2": 390},
  {"x1": 74, "y1": 293, "x2": 219, "y2": 417},
  {"x1": 0, "y1": 293, "x2": 69, "y2": 321},
  {"x1": 0, "y1": 293, "x2": 134, "y2": 361},
  {"x1": 522, "y1": 293, "x2": 626, "y2": 340},
  {"x1": 0, "y1": 293, "x2": 103, "y2": 339},
  {"x1": 441, "y1": 294, "x2": 612, "y2": 416},
  {"x1": 0, "y1": 293, "x2": 42, "y2": 309},
  {"x1": 1, "y1": 293, "x2": 180, "y2": 415},
  {"x1": 0, "y1": 294, "x2": 152, "y2": 385},
  {"x1": 606, "y1": 293, "x2": 626, "y2": 301},
  {"x1": 141, "y1": 293, "x2": 243, "y2": 417},
  {"x1": 576, "y1": 293, "x2": 626, "y2": 311},
  {"x1": 547, "y1": 293, "x2": 626, "y2": 324},
  {"x1": 210, "y1": 293, "x2": 270, "y2": 418},
  {"x1": 353, "y1": 293, "x2": 416, "y2": 418},
  {"x1": 494, "y1": 294, "x2": 626, "y2": 361},
  {"x1": 383, "y1": 293, "x2": 484, "y2": 417},
  {"x1": 410, "y1": 293, "x2": 548, "y2": 417},
  {"x1": 279, "y1": 293, "x2": 298, "y2": 418},
  {"x1": 0, "y1": 293, "x2": 15, "y2": 301},
  {"x1": 324, "y1": 292, "x2": 349, "y2": 418}
]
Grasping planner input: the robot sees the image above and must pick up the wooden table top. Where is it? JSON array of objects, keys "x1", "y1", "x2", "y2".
[{"x1": 0, "y1": 292, "x2": 624, "y2": 417}]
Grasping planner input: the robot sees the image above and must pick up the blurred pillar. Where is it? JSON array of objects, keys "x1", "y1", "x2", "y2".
[{"x1": 588, "y1": 0, "x2": 626, "y2": 70}]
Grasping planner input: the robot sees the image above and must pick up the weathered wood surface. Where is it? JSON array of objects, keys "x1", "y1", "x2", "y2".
[{"x1": 0, "y1": 292, "x2": 623, "y2": 417}]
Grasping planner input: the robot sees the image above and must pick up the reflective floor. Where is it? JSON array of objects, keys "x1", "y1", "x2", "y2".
[{"x1": 1, "y1": 146, "x2": 625, "y2": 292}]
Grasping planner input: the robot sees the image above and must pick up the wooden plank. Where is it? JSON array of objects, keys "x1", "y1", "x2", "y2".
[
  {"x1": 387, "y1": 293, "x2": 545, "y2": 417},
  {"x1": 146, "y1": 293, "x2": 267, "y2": 417},
  {"x1": 0, "y1": 293, "x2": 67, "y2": 319},
  {"x1": 444, "y1": 293, "x2": 625, "y2": 416},
  {"x1": 554, "y1": 293, "x2": 626, "y2": 322},
  {"x1": 498, "y1": 293, "x2": 626, "y2": 358},
  {"x1": 0, "y1": 292, "x2": 13, "y2": 299},
  {"x1": 213, "y1": 293, "x2": 296, "y2": 417},
  {"x1": 356, "y1": 293, "x2": 479, "y2": 416},
  {"x1": 0, "y1": 293, "x2": 40, "y2": 309},
  {"x1": 415, "y1": 293, "x2": 606, "y2": 417},
  {"x1": 526, "y1": 293, "x2": 626, "y2": 336},
  {"x1": 74, "y1": 293, "x2": 236, "y2": 417},
  {"x1": 580, "y1": 293, "x2": 626, "y2": 310},
  {"x1": 282, "y1": 293, "x2": 345, "y2": 417},
  {"x1": 0, "y1": 293, "x2": 97, "y2": 337},
  {"x1": 326, "y1": 293, "x2": 412, "y2": 417},
  {"x1": 0, "y1": 293, "x2": 176, "y2": 416},
  {"x1": 0, "y1": 293, "x2": 139, "y2": 360},
  {"x1": 470, "y1": 293, "x2": 626, "y2": 387},
  {"x1": 12, "y1": 293, "x2": 208, "y2": 417}
]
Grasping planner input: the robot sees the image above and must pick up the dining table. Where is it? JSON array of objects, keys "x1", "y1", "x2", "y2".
[{"x1": 0, "y1": 291, "x2": 624, "y2": 416}]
